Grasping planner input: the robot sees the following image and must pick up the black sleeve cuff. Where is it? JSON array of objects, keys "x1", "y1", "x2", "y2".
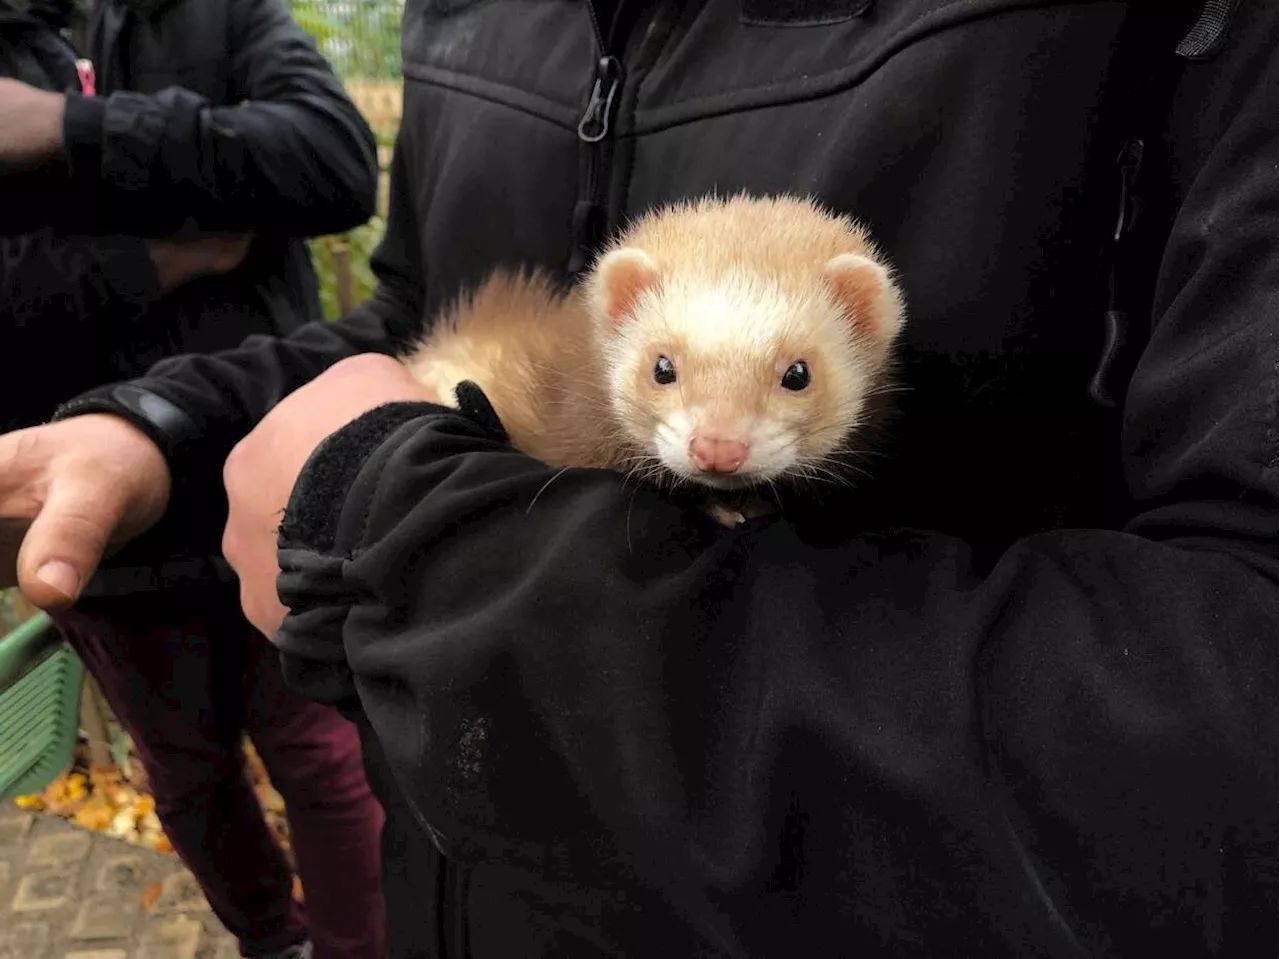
[
  {"x1": 51, "y1": 382, "x2": 202, "y2": 466},
  {"x1": 279, "y1": 380, "x2": 511, "y2": 553},
  {"x1": 270, "y1": 403, "x2": 447, "y2": 719},
  {"x1": 50, "y1": 382, "x2": 224, "y2": 548},
  {"x1": 62, "y1": 92, "x2": 106, "y2": 182},
  {"x1": 280, "y1": 401, "x2": 451, "y2": 553}
]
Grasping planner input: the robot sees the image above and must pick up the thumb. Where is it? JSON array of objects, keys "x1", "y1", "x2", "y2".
[{"x1": 15, "y1": 473, "x2": 129, "y2": 609}]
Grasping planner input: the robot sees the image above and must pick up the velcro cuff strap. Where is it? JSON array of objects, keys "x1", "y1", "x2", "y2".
[{"x1": 51, "y1": 383, "x2": 200, "y2": 464}]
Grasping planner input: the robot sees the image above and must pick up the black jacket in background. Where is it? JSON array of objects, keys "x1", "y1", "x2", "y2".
[
  {"x1": 2, "y1": 0, "x2": 378, "y2": 594},
  {"x1": 56, "y1": 0, "x2": 1277, "y2": 955},
  {"x1": 0, "y1": 1, "x2": 79, "y2": 89}
]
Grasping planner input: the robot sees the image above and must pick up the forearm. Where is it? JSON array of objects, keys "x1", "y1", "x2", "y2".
[
  {"x1": 273, "y1": 404, "x2": 1274, "y2": 954},
  {"x1": 61, "y1": 88, "x2": 376, "y2": 237},
  {"x1": 53, "y1": 301, "x2": 401, "y2": 478},
  {"x1": 60, "y1": 0, "x2": 377, "y2": 237},
  {"x1": 50, "y1": 128, "x2": 424, "y2": 532}
]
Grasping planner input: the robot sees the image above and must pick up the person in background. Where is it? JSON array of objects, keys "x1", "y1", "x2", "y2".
[
  {"x1": 0, "y1": 2, "x2": 386, "y2": 957},
  {"x1": 1, "y1": 0, "x2": 1276, "y2": 956}
]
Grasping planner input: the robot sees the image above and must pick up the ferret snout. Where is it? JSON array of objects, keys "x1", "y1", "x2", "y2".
[{"x1": 689, "y1": 436, "x2": 749, "y2": 474}]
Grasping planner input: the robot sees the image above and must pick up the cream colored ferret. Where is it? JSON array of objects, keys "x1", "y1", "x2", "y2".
[{"x1": 402, "y1": 194, "x2": 906, "y2": 522}]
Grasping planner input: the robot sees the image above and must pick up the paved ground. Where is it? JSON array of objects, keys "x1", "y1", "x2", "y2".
[{"x1": 0, "y1": 804, "x2": 235, "y2": 959}]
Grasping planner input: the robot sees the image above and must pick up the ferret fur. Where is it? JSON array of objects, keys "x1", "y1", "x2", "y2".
[{"x1": 401, "y1": 193, "x2": 906, "y2": 501}]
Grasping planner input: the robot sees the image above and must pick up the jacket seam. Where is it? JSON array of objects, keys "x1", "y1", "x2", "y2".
[
  {"x1": 402, "y1": 0, "x2": 1122, "y2": 139},
  {"x1": 401, "y1": 61, "x2": 582, "y2": 131},
  {"x1": 631, "y1": 0, "x2": 1125, "y2": 134}
]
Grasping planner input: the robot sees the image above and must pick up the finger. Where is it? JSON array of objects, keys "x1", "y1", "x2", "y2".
[
  {"x1": 0, "y1": 428, "x2": 53, "y2": 590},
  {"x1": 221, "y1": 518, "x2": 244, "y2": 581},
  {"x1": 15, "y1": 472, "x2": 130, "y2": 608},
  {"x1": 0, "y1": 427, "x2": 50, "y2": 511}
]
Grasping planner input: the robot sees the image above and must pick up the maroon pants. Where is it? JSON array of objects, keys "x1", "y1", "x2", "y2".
[{"x1": 56, "y1": 586, "x2": 386, "y2": 959}]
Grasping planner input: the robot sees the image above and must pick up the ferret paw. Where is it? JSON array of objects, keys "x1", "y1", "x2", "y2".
[{"x1": 706, "y1": 503, "x2": 747, "y2": 528}]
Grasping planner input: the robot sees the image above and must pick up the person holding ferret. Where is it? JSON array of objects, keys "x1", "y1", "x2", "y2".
[{"x1": 1, "y1": 1, "x2": 1275, "y2": 956}]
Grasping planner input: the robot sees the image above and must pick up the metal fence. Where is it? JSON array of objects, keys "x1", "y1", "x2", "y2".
[{"x1": 287, "y1": 0, "x2": 405, "y2": 83}]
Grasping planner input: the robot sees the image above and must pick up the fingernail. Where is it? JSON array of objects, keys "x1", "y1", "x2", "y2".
[{"x1": 36, "y1": 561, "x2": 80, "y2": 600}]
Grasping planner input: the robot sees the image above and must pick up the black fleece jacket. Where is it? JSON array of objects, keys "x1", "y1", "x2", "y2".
[
  {"x1": 3, "y1": 0, "x2": 378, "y2": 593},
  {"x1": 56, "y1": 0, "x2": 1276, "y2": 955}
]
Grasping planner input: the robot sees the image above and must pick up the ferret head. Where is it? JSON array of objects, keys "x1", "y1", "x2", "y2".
[{"x1": 586, "y1": 195, "x2": 905, "y2": 491}]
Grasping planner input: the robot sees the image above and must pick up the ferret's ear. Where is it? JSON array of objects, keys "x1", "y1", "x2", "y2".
[
  {"x1": 823, "y1": 253, "x2": 904, "y2": 345},
  {"x1": 594, "y1": 247, "x2": 660, "y2": 331}
]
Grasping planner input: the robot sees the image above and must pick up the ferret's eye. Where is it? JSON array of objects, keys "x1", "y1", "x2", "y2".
[
  {"x1": 781, "y1": 361, "x2": 811, "y2": 391},
  {"x1": 653, "y1": 356, "x2": 677, "y2": 385}
]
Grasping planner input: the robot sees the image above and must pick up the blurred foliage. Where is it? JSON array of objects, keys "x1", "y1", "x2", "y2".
[
  {"x1": 288, "y1": 0, "x2": 404, "y2": 80},
  {"x1": 287, "y1": 0, "x2": 403, "y2": 319},
  {"x1": 310, "y1": 215, "x2": 386, "y2": 321}
]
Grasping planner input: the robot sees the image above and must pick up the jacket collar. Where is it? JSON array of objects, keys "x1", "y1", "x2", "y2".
[{"x1": 109, "y1": 0, "x2": 181, "y2": 18}]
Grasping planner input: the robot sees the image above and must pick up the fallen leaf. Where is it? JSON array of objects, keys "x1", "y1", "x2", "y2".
[
  {"x1": 11, "y1": 732, "x2": 298, "y2": 885},
  {"x1": 88, "y1": 763, "x2": 121, "y2": 787},
  {"x1": 108, "y1": 807, "x2": 135, "y2": 837},
  {"x1": 73, "y1": 799, "x2": 115, "y2": 832},
  {"x1": 140, "y1": 881, "x2": 163, "y2": 909},
  {"x1": 65, "y1": 772, "x2": 88, "y2": 801}
]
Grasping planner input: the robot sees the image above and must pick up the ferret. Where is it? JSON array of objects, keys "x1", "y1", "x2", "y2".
[{"x1": 402, "y1": 193, "x2": 906, "y2": 524}]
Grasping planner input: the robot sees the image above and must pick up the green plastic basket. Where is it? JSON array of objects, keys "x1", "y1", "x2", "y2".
[{"x1": 0, "y1": 611, "x2": 84, "y2": 801}]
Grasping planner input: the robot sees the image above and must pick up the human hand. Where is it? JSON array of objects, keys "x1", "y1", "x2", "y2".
[
  {"x1": 0, "y1": 415, "x2": 171, "y2": 607},
  {"x1": 146, "y1": 232, "x2": 255, "y2": 292},
  {"x1": 222, "y1": 353, "x2": 441, "y2": 638},
  {"x1": 0, "y1": 78, "x2": 67, "y2": 168}
]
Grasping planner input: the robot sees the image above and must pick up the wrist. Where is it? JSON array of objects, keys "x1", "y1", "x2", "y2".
[
  {"x1": 62, "y1": 92, "x2": 105, "y2": 178},
  {"x1": 28, "y1": 90, "x2": 67, "y2": 163},
  {"x1": 144, "y1": 240, "x2": 184, "y2": 292},
  {"x1": 52, "y1": 383, "x2": 197, "y2": 466},
  {"x1": 74, "y1": 414, "x2": 172, "y2": 524},
  {"x1": 51, "y1": 383, "x2": 222, "y2": 558}
]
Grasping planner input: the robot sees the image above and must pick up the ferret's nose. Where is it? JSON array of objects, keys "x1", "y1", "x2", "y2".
[{"x1": 689, "y1": 436, "x2": 749, "y2": 474}]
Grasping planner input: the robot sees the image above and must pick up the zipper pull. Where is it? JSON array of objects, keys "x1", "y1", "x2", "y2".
[
  {"x1": 577, "y1": 56, "x2": 622, "y2": 143},
  {"x1": 1112, "y1": 138, "x2": 1144, "y2": 243}
]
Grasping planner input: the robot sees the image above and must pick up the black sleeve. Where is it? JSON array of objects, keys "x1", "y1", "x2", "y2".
[
  {"x1": 1, "y1": 230, "x2": 161, "y2": 347},
  {"x1": 270, "y1": 12, "x2": 1277, "y2": 955},
  {"x1": 61, "y1": 0, "x2": 377, "y2": 237},
  {"x1": 51, "y1": 127, "x2": 423, "y2": 521}
]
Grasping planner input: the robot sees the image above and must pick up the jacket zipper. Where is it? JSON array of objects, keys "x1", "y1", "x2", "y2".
[
  {"x1": 567, "y1": 2, "x2": 629, "y2": 277},
  {"x1": 1087, "y1": 136, "x2": 1145, "y2": 409}
]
